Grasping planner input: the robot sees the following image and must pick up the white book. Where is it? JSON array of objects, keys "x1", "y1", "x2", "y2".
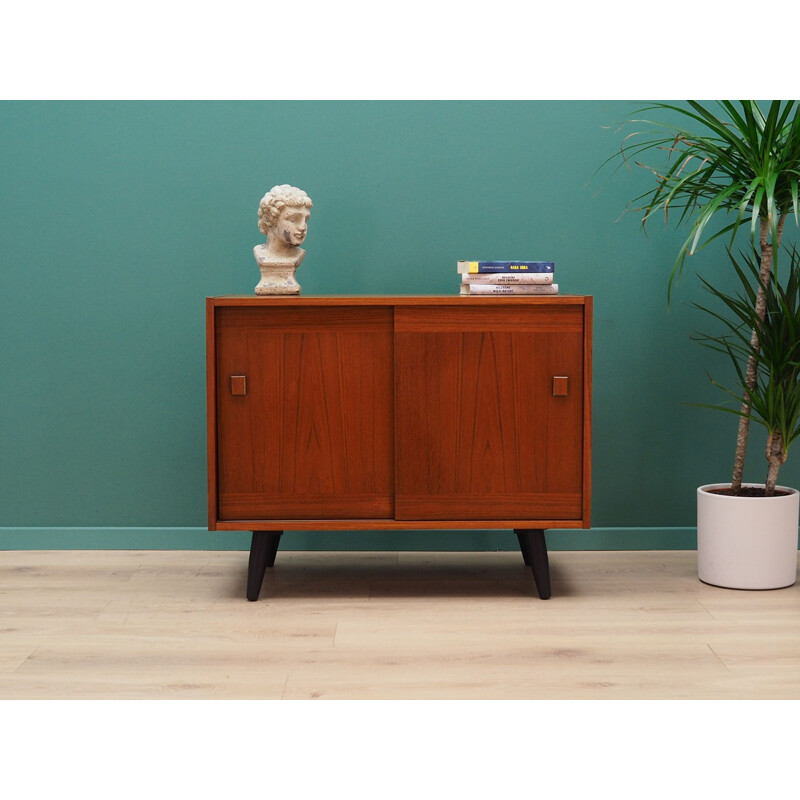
[
  {"x1": 461, "y1": 273, "x2": 553, "y2": 284},
  {"x1": 460, "y1": 283, "x2": 559, "y2": 295}
]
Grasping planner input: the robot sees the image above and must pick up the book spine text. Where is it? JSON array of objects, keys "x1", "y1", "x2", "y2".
[
  {"x1": 457, "y1": 260, "x2": 555, "y2": 274},
  {"x1": 460, "y1": 283, "x2": 559, "y2": 295}
]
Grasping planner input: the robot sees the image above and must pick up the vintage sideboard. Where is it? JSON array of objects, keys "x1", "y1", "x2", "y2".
[{"x1": 206, "y1": 295, "x2": 592, "y2": 600}]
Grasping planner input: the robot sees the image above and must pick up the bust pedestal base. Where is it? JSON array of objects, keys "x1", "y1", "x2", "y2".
[{"x1": 254, "y1": 264, "x2": 301, "y2": 295}]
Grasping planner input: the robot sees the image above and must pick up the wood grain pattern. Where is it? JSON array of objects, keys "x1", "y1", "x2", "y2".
[
  {"x1": 206, "y1": 299, "x2": 219, "y2": 529},
  {"x1": 213, "y1": 519, "x2": 589, "y2": 531},
  {"x1": 215, "y1": 305, "x2": 393, "y2": 331},
  {"x1": 215, "y1": 306, "x2": 394, "y2": 520},
  {"x1": 209, "y1": 294, "x2": 590, "y2": 308},
  {"x1": 394, "y1": 305, "x2": 585, "y2": 521},
  {"x1": 207, "y1": 297, "x2": 592, "y2": 530},
  {"x1": 3, "y1": 550, "x2": 800, "y2": 699},
  {"x1": 394, "y1": 304, "x2": 584, "y2": 333},
  {"x1": 582, "y1": 297, "x2": 593, "y2": 525}
]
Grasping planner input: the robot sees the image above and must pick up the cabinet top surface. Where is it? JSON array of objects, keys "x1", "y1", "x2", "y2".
[{"x1": 208, "y1": 294, "x2": 591, "y2": 307}]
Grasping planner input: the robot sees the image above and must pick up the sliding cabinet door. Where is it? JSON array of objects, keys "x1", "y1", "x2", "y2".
[
  {"x1": 214, "y1": 306, "x2": 394, "y2": 520},
  {"x1": 394, "y1": 304, "x2": 587, "y2": 522}
]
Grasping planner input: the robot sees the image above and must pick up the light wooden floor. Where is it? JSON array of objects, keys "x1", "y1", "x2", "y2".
[{"x1": 1, "y1": 549, "x2": 799, "y2": 699}]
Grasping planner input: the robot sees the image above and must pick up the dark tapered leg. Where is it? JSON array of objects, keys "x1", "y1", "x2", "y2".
[
  {"x1": 514, "y1": 529, "x2": 551, "y2": 599},
  {"x1": 515, "y1": 530, "x2": 531, "y2": 566},
  {"x1": 264, "y1": 531, "x2": 282, "y2": 567},
  {"x1": 246, "y1": 531, "x2": 282, "y2": 601}
]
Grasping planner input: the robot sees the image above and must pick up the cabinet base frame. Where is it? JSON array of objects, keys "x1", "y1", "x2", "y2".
[{"x1": 245, "y1": 528, "x2": 552, "y2": 601}]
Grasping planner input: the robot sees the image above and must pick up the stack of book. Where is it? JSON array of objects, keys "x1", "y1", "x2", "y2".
[{"x1": 457, "y1": 260, "x2": 558, "y2": 295}]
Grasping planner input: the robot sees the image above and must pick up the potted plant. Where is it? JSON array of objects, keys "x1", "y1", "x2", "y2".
[
  {"x1": 607, "y1": 100, "x2": 800, "y2": 588},
  {"x1": 694, "y1": 246, "x2": 800, "y2": 588}
]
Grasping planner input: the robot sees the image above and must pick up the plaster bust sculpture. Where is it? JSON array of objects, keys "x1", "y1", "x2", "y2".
[{"x1": 254, "y1": 184, "x2": 313, "y2": 295}]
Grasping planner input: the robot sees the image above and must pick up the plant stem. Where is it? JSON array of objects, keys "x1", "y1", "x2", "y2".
[
  {"x1": 731, "y1": 214, "x2": 787, "y2": 492},
  {"x1": 766, "y1": 429, "x2": 787, "y2": 495}
]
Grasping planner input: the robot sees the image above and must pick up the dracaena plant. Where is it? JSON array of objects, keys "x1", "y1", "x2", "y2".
[
  {"x1": 694, "y1": 246, "x2": 800, "y2": 495},
  {"x1": 606, "y1": 101, "x2": 800, "y2": 493}
]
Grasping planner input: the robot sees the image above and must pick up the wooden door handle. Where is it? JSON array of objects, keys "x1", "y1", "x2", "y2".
[
  {"x1": 230, "y1": 375, "x2": 247, "y2": 396},
  {"x1": 552, "y1": 376, "x2": 569, "y2": 396}
]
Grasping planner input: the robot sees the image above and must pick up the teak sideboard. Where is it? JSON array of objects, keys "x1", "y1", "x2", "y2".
[{"x1": 206, "y1": 295, "x2": 592, "y2": 600}]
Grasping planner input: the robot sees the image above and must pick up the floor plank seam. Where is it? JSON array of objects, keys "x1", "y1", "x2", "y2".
[
  {"x1": 14, "y1": 645, "x2": 39, "y2": 674},
  {"x1": 706, "y1": 644, "x2": 731, "y2": 672},
  {"x1": 696, "y1": 599, "x2": 717, "y2": 619}
]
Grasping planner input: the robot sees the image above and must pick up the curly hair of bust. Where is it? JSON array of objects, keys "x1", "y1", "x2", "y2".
[{"x1": 258, "y1": 185, "x2": 313, "y2": 235}]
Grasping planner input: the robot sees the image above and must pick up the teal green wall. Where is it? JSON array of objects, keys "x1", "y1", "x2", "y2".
[{"x1": 2, "y1": 101, "x2": 794, "y2": 550}]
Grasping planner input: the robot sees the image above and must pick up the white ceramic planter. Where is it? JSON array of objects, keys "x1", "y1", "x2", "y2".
[{"x1": 697, "y1": 484, "x2": 799, "y2": 590}]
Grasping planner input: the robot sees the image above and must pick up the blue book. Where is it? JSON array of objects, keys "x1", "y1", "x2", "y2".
[{"x1": 457, "y1": 260, "x2": 555, "y2": 274}]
